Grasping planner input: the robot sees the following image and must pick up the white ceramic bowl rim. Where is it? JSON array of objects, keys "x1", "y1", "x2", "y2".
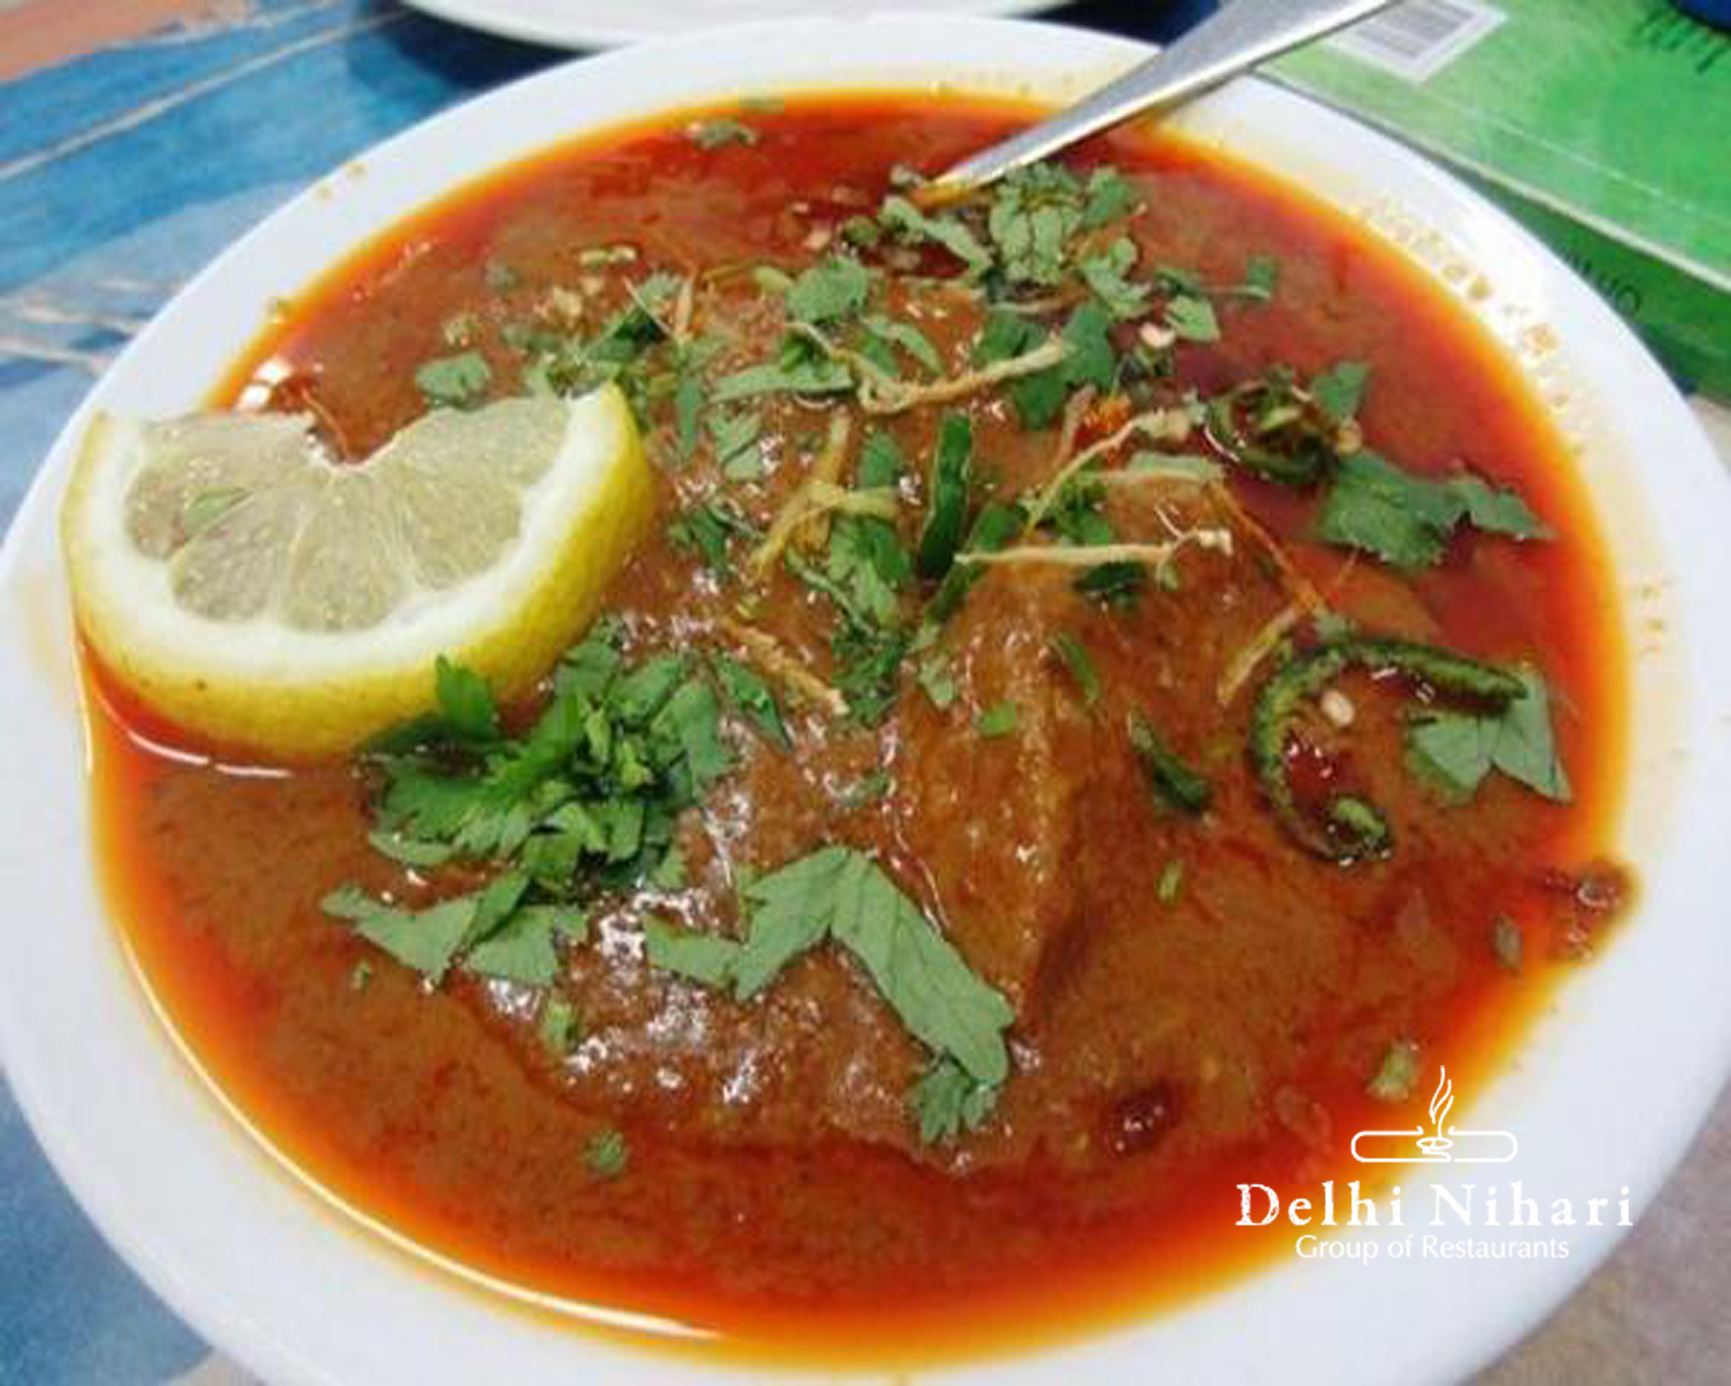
[{"x1": 3, "y1": 17, "x2": 1731, "y2": 1386}]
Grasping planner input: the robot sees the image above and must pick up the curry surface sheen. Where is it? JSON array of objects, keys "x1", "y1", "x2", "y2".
[{"x1": 90, "y1": 95, "x2": 1628, "y2": 1366}]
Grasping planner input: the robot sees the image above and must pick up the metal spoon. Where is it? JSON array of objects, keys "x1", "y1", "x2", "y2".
[{"x1": 919, "y1": 0, "x2": 1396, "y2": 204}]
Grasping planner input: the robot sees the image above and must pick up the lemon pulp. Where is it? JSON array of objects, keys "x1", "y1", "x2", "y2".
[{"x1": 61, "y1": 386, "x2": 654, "y2": 758}]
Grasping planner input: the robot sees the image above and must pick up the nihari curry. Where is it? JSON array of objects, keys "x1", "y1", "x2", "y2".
[{"x1": 88, "y1": 96, "x2": 1631, "y2": 1362}]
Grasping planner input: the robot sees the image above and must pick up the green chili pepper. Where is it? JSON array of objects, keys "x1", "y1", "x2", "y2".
[
  {"x1": 1130, "y1": 713, "x2": 1212, "y2": 815},
  {"x1": 1250, "y1": 635, "x2": 1524, "y2": 862},
  {"x1": 916, "y1": 412, "x2": 973, "y2": 581}
]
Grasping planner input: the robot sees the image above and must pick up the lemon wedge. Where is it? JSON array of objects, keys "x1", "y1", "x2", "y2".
[{"x1": 62, "y1": 386, "x2": 654, "y2": 759}]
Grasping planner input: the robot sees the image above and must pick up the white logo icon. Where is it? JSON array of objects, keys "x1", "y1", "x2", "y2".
[{"x1": 1351, "y1": 1067, "x2": 1519, "y2": 1165}]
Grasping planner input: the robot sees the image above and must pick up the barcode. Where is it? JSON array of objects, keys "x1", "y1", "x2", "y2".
[{"x1": 1326, "y1": 0, "x2": 1506, "y2": 83}]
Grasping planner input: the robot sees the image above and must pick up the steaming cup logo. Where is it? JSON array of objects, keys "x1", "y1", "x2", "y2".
[{"x1": 1350, "y1": 1067, "x2": 1518, "y2": 1165}]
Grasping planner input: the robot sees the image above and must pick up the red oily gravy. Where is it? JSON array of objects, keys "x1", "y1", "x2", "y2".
[{"x1": 86, "y1": 94, "x2": 1630, "y2": 1367}]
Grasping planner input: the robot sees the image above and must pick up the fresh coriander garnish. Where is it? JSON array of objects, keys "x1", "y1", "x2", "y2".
[
  {"x1": 877, "y1": 195, "x2": 992, "y2": 277},
  {"x1": 1315, "y1": 452, "x2": 1552, "y2": 570},
  {"x1": 916, "y1": 651, "x2": 958, "y2": 710},
  {"x1": 1367, "y1": 1040, "x2": 1421, "y2": 1103},
  {"x1": 1164, "y1": 294, "x2": 1220, "y2": 343},
  {"x1": 975, "y1": 701, "x2": 1019, "y2": 739},
  {"x1": 414, "y1": 350, "x2": 491, "y2": 408},
  {"x1": 636, "y1": 844, "x2": 1013, "y2": 1139},
  {"x1": 1407, "y1": 666, "x2": 1571, "y2": 803},
  {"x1": 643, "y1": 917, "x2": 740, "y2": 987},
  {"x1": 1492, "y1": 915, "x2": 1524, "y2": 973},
  {"x1": 988, "y1": 162, "x2": 1085, "y2": 287},
  {"x1": 910, "y1": 1057, "x2": 999, "y2": 1147},
  {"x1": 689, "y1": 118, "x2": 758, "y2": 149},
  {"x1": 785, "y1": 255, "x2": 873, "y2": 326},
  {"x1": 711, "y1": 651, "x2": 792, "y2": 750},
  {"x1": 1309, "y1": 360, "x2": 1372, "y2": 423},
  {"x1": 584, "y1": 1127, "x2": 629, "y2": 1180},
  {"x1": 1078, "y1": 238, "x2": 1151, "y2": 322},
  {"x1": 1237, "y1": 253, "x2": 1280, "y2": 302}
]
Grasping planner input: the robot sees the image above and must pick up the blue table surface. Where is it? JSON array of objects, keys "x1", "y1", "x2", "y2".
[{"x1": 0, "y1": 4, "x2": 1218, "y2": 1381}]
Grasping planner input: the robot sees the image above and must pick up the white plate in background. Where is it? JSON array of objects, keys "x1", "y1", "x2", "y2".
[{"x1": 403, "y1": 0, "x2": 1060, "y2": 49}]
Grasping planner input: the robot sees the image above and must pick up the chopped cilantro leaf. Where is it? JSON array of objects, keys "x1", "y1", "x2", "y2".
[
  {"x1": 1238, "y1": 253, "x2": 1281, "y2": 302},
  {"x1": 1164, "y1": 294, "x2": 1220, "y2": 343},
  {"x1": 537, "y1": 992, "x2": 581, "y2": 1056},
  {"x1": 841, "y1": 214, "x2": 882, "y2": 248},
  {"x1": 1316, "y1": 451, "x2": 1553, "y2": 570},
  {"x1": 1080, "y1": 165, "x2": 1139, "y2": 229},
  {"x1": 690, "y1": 118, "x2": 758, "y2": 149},
  {"x1": 706, "y1": 407, "x2": 763, "y2": 475},
  {"x1": 1447, "y1": 474, "x2": 1554, "y2": 540},
  {"x1": 348, "y1": 636, "x2": 742, "y2": 984},
  {"x1": 877, "y1": 195, "x2": 992, "y2": 277},
  {"x1": 733, "y1": 846, "x2": 1013, "y2": 1087},
  {"x1": 584, "y1": 1127, "x2": 629, "y2": 1180},
  {"x1": 921, "y1": 499, "x2": 1024, "y2": 631},
  {"x1": 1004, "y1": 300, "x2": 1118, "y2": 431},
  {"x1": 650, "y1": 678, "x2": 733, "y2": 798},
  {"x1": 1310, "y1": 360, "x2": 1372, "y2": 424},
  {"x1": 467, "y1": 901, "x2": 574, "y2": 987},
  {"x1": 322, "y1": 887, "x2": 479, "y2": 984},
  {"x1": 1316, "y1": 451, "x2": 1474, "y2": 568},
  {"x1": 975, "y1": 701, "x2": 1019, "y2": 738},
  {"x1": 828, "y1": 508, "x2": 909, "y2": 625},
  {"x1": 987, "y1": 162, "x2": 1083, "y2": 287},
  {"x1": 674, "y1": 370, "x2": 704, "y2": 464},
  {"x1": 643, "y1": 918, "x2": 741, "y2": 987},
  {"x1": 1367, "y1": 1040, "x2": 1421, "y2": 1103},
  {"x1": 667, "y1": 502, "x2": 739, "y2": 575},
  {"x1": 414, "y1": 350, "x2": 491, "y2": 408},
  {"x1": 1406, "y1": 665, "x2": 1571, "y2": 803},
  {"x1": 1079, "y1": 237, "x2": 1152, "y2": 321},
  {"x1": 910, "y1": 1056, "x2": 1000, "y2": 1146},
  {"x1": 785, "y1": 255, "x2": 872, "y2": 325},
  {"x1": 712, "y1": 652, "x2": 792, "y2": 750},
  {"x1": 862, "y1": 313, "x2": 941, "y2": 373},
  {"x1": 713, "y1": 335, "x2": 853, "y2": 401},
  {"x1": 857, "y1": 428, "x2": 904, "y2": 488},
  {"x1": 1074, "y1": 560, "x2": 1146, "y2": 609},
  {"x1": 1493, "y1": 915, "x2": 1524, "y2": 973},
  {"x1": 651, "y1": 844, "x2": 688, "y2": 889},
  {"x1": 435, "y1": 655, "x2": 501, "y2": 743},
  {"x1": 917, "y1": 652, "x2": 958, "y2": 710},
  {"x1": 366, "y1": 829, "x2": 453, "y2": 868}
]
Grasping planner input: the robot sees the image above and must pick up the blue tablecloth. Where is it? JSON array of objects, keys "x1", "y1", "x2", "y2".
[{"x1": 0, "y1": 4, "x2": 1213, "y2": 1379}]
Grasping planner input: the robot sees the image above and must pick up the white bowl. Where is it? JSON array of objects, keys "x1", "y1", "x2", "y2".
[{"x1": 3, "y1": 17, "x2": 1730, "y2": 1385}]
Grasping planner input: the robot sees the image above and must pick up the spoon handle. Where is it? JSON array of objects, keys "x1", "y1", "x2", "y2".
[{"x1": 923, "y1": 0, "x2": 1395, "y2": 200}]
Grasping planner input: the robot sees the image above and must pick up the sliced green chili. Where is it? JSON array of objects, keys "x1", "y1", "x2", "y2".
[
  {"x1": 1130, "y1": 713, "x2": 1212, "y2": 815},
  {"x1": 1250, "y1": 635, "x2": 1524, "y2": 862},
  {"x1": 916, "y1": 412, "x2": 973, "y2": 581}
]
